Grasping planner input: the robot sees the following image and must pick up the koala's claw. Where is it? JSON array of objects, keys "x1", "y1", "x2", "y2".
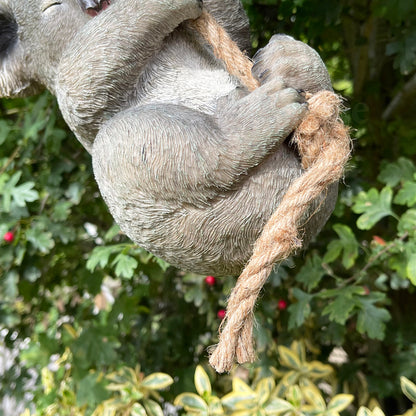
[{"x1": 80, "y1": 0, "x2": 110, "y2": 17}]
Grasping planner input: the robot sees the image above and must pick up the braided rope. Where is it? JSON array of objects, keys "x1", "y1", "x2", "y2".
[{"x1": 188, "y1": 11, "x2": 351, "y2": 373}]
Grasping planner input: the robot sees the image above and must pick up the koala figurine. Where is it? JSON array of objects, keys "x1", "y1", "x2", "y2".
[{"x1": 0, "y1": 0, "x2": 336, "y2": 276}]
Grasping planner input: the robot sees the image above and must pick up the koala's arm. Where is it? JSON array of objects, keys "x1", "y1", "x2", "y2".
[
  {"x1": 56, "y1": 0, "x2": 203, "y2": 149},
  {"x1": 92, "y1": 83, "x2": 307, "y2": 205}
]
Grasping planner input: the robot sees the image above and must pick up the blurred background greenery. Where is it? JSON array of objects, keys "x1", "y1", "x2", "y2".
[{"x1": 0, "y1": 0, "x2": 416, "y2": 415}]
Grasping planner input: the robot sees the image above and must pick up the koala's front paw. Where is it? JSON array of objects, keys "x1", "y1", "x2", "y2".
[
  {"x1": 229, "y1": 81, "x2": 308, "y2": 144},
  {"x1": 252, "y1": 34, "x2": 332, "y2": 94}
]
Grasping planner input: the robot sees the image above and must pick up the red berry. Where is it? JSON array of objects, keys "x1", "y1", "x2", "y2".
[
  {"x1": 363, "y1": 286, "x2": 370, "y2": 295},
  {"x1": 204, "y1": 275, "x2": 216, "y2": 286},
  {"x1": 277, "y1": 299, "x2": 287, "y2": 310},
  {"x1": 217, "y1": 309, "x2": 226, "y2": 319},
  {"x1": 372, "y1": 235, "x2": 386, "y2": 246},
  {"x1": 3, "y1": 231, "x2": 14, "y2": 243}
]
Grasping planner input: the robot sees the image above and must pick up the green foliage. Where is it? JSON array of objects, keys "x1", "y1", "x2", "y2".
[{"x1": 1, "y1": 0, "x2": 416, "y2": 415}]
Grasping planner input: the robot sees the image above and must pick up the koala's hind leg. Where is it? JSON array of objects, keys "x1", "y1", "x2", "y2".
[{"x1": 252, "y1": 34, "x2": 332, "y2": 93}]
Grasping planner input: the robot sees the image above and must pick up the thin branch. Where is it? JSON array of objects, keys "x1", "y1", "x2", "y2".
[
  {"x1": 383, "y1": 72, "x2": 416, "y2": 120},
  {"x1": 0, "y1": 145, "x2": 21, "y2": 176},
  {"x1": 341, "y1": 231, "x2": 411, "y2": 287}
]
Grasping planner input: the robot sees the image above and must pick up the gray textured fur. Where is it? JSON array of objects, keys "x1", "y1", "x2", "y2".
[{"x1": 0, "y1": 0, "x2": 337, "y2": 276}]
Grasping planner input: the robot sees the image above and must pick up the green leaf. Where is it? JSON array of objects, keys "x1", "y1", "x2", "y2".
[
  {"x1": 356, "y1": 297, "x2": 391, "y2": 340},
  {"x1": 1, "y1": 172, "x2": 21, "y2": 212},
  {"x1": 378, "y1": 158, "x2": 416, "y2": 186},
  {"x1": 322, "y1": 292, "x2": 356, "y2": 325},
  {"x1": 352, "y1": 187, "x2": 395, "y2": 230},
  {"x1": 398, "y1": 209, "x2": 416, "y2": 236},
  {"x1": 194, "y1": 365, "x2": 212, "y2": 396},
  {"x1": 3, "y1": 270, "x2": 19, "y2": 300},
  {"x1": 26, "y1": 224, "x2": 55, "y2": 254},
  {"x1": 0, "y1": 119, "x2": 11, "y2": 145},
  {"x1": 395, "y1": 178, "x2": 416, "y2": 206},
  {"x1": 76, "y1": 372, "x2": 109, "y2": 407},
  {"x1": 52, "y1": 201, "x2": 72, "y2": 221},
  {"x1": 112, "y1": 253, "x2": 138, "y2": 279},
  {"x1": 12, "y1": 181, "x2": 39, "y2": 207},
  {"x1": 86, "y1": 245, "x2": 126, "y2": 271},
  {"x1": 141, "y1": 372, "x2": 173, "y2": 390},
  {"x1": 401, "y1": 377, "x2": 416, "y2": 403},
  {"x1": 296, "y1": 254, "x2": 326, "y2": 291},
  {"x1": 288, "y1": 288, "x2": 313, "y2": 330},
  {"x1": 174, "y1": 393, "x2": 209, "y2": 412},
  {"x1": 65, "y1": 182, "x2": 85, "y2": 205},
  {"x1": 407, "y1": 253, "x2": 416, "y2": 285},
  {"x1": 104, "y1": 223, "x2": 121, "y2": 241},
  {"x1": 324, "y1": 224, "x2": 359, "y2": 269},
  {"x1": 143, "y1": 399, "x2": 164, "y2": 416}
]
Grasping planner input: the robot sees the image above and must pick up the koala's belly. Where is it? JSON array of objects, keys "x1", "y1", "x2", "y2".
[
  {"x1": 133, "y1": 67, "x2": 237, "y2": 115},
  {"x1": 103, "y1": 145, "x2": 304, "y2": 276}
]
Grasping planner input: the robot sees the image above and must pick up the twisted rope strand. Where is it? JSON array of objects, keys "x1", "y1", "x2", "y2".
[{"x1": 188, "y1": 11, "x2": 351, "y2": 373}]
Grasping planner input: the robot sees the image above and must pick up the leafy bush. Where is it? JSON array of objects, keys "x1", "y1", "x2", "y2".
[{"x1": 17, "y1": 342, "x2": 416, "y2": 415}]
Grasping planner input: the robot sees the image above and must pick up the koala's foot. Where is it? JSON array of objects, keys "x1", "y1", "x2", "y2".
[{"x1": 252, "y1": 34, "x2": 332, "y2": 94}]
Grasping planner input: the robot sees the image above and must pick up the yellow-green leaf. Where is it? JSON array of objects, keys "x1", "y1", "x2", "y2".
[
  {"x1": 256, "y1": 377, "x2": 275, "y2": 406},
  {"x1": 230, "y1": 410, "x2": 256, "y2": 416},
  {"x1": 328, "y1": 394, "x2": 354, "y2": 412},
  {"x1": 221, "y1": 392, "x2": 257, "y2": 411},
  {"x1": 195, "y1": 365, "x2": 212, "y2": 396},
  {"x1": 306, "y1": 361, "x2": 333, "y2": 379},
  {"x1": 357, "y1": 407, "x2": 373, "y2": 416},
  {"x1": 401, "y1": 377, "x2": 416, "y2": 403},
  {"x1": 278, "y1": 346, "x2": 302, "y2": 369},
  {"x1": 141, "y1": 372, "x2": 173, "y2": 390},
  {"x1": 286, "y1": 386, "x2": 302, "y2": 408},
  {"x1": 291, "y1": 341, "x2": 306, "y2": 363},
  {"x1": 131, "y1": 403, "x2": 147, "y2": 416},
  {"x1": 208, "y1": 396, "x2": 224, "y2": 415},
  {"x1": 175, "y1": 393, "x2": 209, "y2": 412},
  {"x1": 143, "y1": 399, "x2": 164, "y2": 416},
  {"x1": 372, "y1": 407, "x2": 386, "y2": 416},
  {"x1": 264, "y1": 398, "x2": 295, "y2": 414},
  {"x1": 302, "y1": 385, "x2": 325, "y2": 410},
  {"x1": 63, "y1": 323, "x2": 78, "y2": 339},
  {"x1": 281, "y1": 370, "x2": 299, "y2": 387},
  {"x1": 232, "y1": 377, "x2": 255, "y2": 394}
]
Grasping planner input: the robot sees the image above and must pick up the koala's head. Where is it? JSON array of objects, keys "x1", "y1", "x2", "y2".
[{"x1": 0, "y1": 0, "x2": 107, "y2": 97}]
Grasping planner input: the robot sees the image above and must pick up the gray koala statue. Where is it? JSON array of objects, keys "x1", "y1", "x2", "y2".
[{"x1": 0, "y1": 0, "x2": 337, "y2": 276}]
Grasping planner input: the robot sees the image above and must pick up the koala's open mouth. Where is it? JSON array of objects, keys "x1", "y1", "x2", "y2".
[{"x1": 86, "y1": 0, "x2": 111, "y2": 17}]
